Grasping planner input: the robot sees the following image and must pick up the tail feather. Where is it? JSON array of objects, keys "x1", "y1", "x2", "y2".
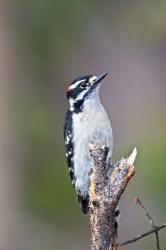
[
  {"x1": 115, "y1": 207, "x2": 120, "y2": 238},
  {"x1": 78, "y1": 195, "x2": 89, "y2": 214}
]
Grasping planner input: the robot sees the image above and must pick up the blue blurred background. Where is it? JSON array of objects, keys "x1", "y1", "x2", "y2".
[{"x1": 0, "y1": 0, "x2": 166, "y2": 249}]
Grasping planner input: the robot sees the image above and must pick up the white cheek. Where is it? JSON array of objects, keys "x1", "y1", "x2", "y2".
[
  {"x1": 69, "y1": 98, "x2": 75, "y2": 111},
  {"x1": 69, "y1": 89, "x2": 88, "y2": 111},
  {"x1": 75, "y1": 89, "x2": 88, "y2": 101}
]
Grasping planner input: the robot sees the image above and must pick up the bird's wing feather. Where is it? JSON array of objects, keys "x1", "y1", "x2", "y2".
[
  {"x1": 64, "y1": 110, "x2": 75, "y2": 185},
  {"x1": 64, "y1": 110, "x2": 89, "y2": 214}
]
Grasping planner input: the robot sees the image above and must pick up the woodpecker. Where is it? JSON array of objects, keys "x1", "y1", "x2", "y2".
[{"x1": 64, "y1": 73, "x2": 113, "y2": 214}]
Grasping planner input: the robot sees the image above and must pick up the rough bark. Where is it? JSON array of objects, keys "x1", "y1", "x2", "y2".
[{"x1": 89, "y1": 144, "x2": 136, "y2": 250}]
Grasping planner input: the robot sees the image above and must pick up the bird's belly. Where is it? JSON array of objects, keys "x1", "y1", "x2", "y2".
[
  {"x1": 72, "y1": 112, "x2": 112, "y2": 198},
  {"x1": 74, "y1": 139, "x2": 90, "y2": 197}
]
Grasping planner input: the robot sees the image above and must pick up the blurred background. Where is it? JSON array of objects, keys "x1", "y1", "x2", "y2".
[{"x1": 0, "y1": 0, "x2": 166, "y2": 249}]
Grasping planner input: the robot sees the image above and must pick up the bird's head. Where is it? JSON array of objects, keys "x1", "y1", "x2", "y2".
[{"x1": 65, "y1": 73, "x2": 108, "y2": 112}]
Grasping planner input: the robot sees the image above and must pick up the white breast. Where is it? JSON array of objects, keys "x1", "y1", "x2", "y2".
[{"x1": 72, "y1": 92, "x2": 113, "y2": 198}]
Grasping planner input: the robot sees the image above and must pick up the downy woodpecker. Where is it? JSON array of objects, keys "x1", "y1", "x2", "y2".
[{"x1": 64, "y1": 73, "x2": 113, "y2": 214}]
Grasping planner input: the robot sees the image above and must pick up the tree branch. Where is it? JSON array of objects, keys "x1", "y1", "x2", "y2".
[
  {"x1": 116, "y1": 197, "x2": 166, "y2": 249},
  {"x1": 88, "y1": 144, "x2": 166, "y2": 250},
  {"x1": 89, "y1": 144, "x2": 137, "y2": 250},
  {"x1": 117, "y1": 224, "x2": 166, "y2": 247},
  {"x1": 135, "y1": 197, "x2": 160, "y2": 250}
]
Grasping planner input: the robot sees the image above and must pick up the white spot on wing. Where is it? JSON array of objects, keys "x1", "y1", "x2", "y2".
[{"x1": 66, "y1": 136, "x2": 70, "y2": 144}]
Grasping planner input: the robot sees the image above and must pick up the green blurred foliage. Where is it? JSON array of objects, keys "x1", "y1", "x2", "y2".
[{"x1": 14, "y1": 0, "x2": 90, "y2": 81}]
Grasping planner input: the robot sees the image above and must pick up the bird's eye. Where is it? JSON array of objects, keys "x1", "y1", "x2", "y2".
[{"x1": 80, "y1": 82, "x2": 87, "y2": 88}]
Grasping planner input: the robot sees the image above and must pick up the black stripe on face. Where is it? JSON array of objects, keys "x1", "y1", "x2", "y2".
[
  {"x1": 67, "y1": 85, "x2": 82, "y2": 100},
  {"x1": 72, "y1": 100, "x2": 84, "y2": 113},
  {"x1": 67, "y1": 74, "x2": 107, "y2": 113},
  {"x1": 67, "y1": 75, "x2": 92, "y2": 100}
]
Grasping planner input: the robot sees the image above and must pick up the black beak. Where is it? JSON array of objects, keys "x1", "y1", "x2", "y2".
[{"x1": 94, "y1": 73, "x2": 108, "y2": 86}]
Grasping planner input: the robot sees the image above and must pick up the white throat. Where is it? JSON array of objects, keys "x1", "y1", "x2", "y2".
[{"x1": 83, "y1": 88, "x2": 101, "y2": 109}]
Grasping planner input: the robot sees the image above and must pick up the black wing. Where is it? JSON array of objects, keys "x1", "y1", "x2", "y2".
[
  {"x1": 63, "y1": 109, "x2": 89, "y2": 214},
  {"x1": 63, "y1": 110, "x2": 75, "y2": 185}
]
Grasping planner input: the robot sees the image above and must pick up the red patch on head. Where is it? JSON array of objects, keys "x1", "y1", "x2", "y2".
[{"x1": 65, "y1": 87, "x2": 70, "y2": 93}]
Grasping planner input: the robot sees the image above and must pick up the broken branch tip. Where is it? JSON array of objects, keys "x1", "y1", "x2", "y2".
[{"x1": 127, "y1": 147, "x2": 137, "y2": 166}]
